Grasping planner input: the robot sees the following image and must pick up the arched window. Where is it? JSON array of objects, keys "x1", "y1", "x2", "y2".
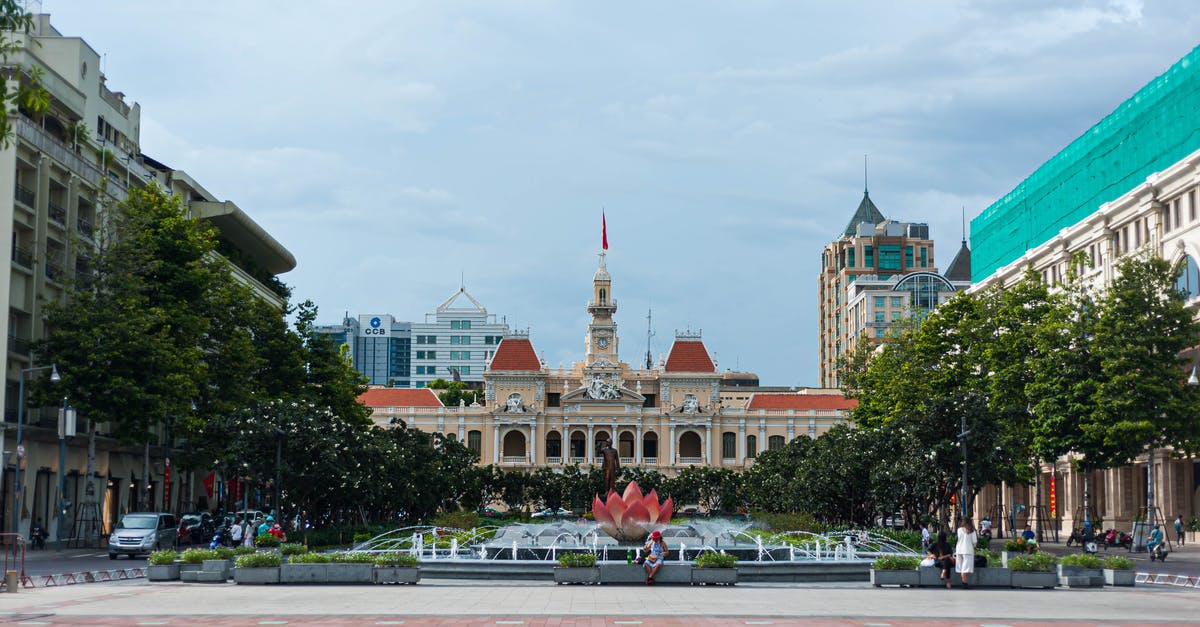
[
  {"x1": 768, "y1": 435, "x2": 785, "y2": 451},
  {"x1": 721, "y1": 432, "x2": 736, "y2": 459},
  {"x1": 746, "y1": 435, "x2": 757, "y2": 458},
  {"x1": 1176, "y1": 254, "x2": 1200, "y2": 299},
  {"x1": 502, "y1": 430, "x2": 527, "y2": 458},
  {"x1": 545, "y1": 430, "x2": 562, "y2": 459},
  {"x1": 570, "y1": 430, "x2": 587, "y2": 460},
  {"x1": 618, "y1": 431, "x2": 635, "y2": 458},
  {"x1": 446, "y1": 432, "x2": 457, "y2": 442},
  {"x1": 642, "y1": 431, "x2": 659, "y2": 461},
  {"x1": 599, "y1": 288, "x2": 606, "y2": 303},
  {"x1": 467, "y1": 430, "x2": 482, "y2": 455},
  {"x1": 678, "y1": 431, "x2": 702, "y2": 460}
]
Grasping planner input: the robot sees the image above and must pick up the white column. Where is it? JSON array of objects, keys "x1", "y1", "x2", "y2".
[
  {"x1": 759, "y1": 420, "x2": 766, "y2": 451},
  {"x1": 458, "y1": 417, "x2": 464, "y2": 442},
  {"x1": 529, "y1": 423, "x2": 537, "y2": 465},
  {"x1": 586, "y1": 425, "x2": 594, "y2": 464},
  {"x1": 669, "y1": 425, "x2": 677, "y2": 465},
  {"x1": 705, "y1": 424, "x2": 712, "y2": 465},
  {"x1": 635, "y1": 425, "x2": 642, "y2": 465},
  {"x1": 738, "y1": 424, "x2": 746, "y2": 465},
  {"x1": 787, "y1": 418, "x2": 795, "y2": 442},
  {"x1": 493, "y1": 424, "x2": 500, "y2": 465}
]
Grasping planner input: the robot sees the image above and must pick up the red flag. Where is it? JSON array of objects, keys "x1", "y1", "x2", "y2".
[
  {"x1": 202, "y1": 471, "x2": 216, "y2": 498},
  {"x1": 602, "y1": 211, "x2": 608, "y2": 250}
]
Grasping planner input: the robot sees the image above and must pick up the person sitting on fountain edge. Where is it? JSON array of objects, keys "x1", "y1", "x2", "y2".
[{"x1": 643, "y1": 530, "x2": 668, "y2": 584}]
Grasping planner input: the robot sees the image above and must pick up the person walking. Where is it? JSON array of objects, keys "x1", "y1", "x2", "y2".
[
  {"x1": 1174, "y1": 514, "x2": 1185, "y2": 546},
  {"x1": 229, "y1": 515, "x2": 244, "y2": 546},
  {"x1": 955, "y1": 517, "x2": 977, "y2": 589},
  {"x1": 921, "y1": 523, "x2": 931, "y2": 552},
  {"x1": 241, "y1": 517, "x2": 255, "y2": 548}
]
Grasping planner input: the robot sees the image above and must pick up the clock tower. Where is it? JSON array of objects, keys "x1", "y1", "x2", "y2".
[{"x1": 586, "y1": 252, "x2": 619, "y2": 365}]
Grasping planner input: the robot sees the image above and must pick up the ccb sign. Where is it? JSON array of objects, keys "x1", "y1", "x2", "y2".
[{"x1": 358, "y1": 315, "x2": 392, "y2": 337}]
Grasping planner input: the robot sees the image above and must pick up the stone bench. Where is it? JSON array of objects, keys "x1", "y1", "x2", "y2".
[{"x1": 600, "y1": 563, "x2": 691, "y2": 584}]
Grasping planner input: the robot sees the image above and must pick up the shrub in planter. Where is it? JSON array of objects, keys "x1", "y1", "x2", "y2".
[
  {"x1": 330, "y1": 551, "x2": 376, "y2": 564},
  {"x1": 214, "y1": 546, "x2": 236, "y2": 560},
  {"x1": 234, "y1": 546, "x2": 256, "y2": 556},
  {"x1": 1059, "y1": 553, "x2": 1103, "y2": 569},
  {"x1": 181, "y1": 548, "x2": 219, "y2": 565},
  {"x1": 872, "y1": 555, "x2": 920, "y2": 570},
  {"x1": 1009, "y1": 552, "x2": 1057, "y2": 572},
  {"x1": 557, "y1": 552, "x2": 598, "y2": 567},
  {"x1": 1003, "y1": 538, "x2": 1036, "y2": 553},
  {"x1": 1103, "y1": 555, "x2": 1133, "y2": 570},
  {"x1": 694, "y1": 551, "x2": 738, "y2": 568},
  {"x1": 148, "y1": 550, "x2": 178, "y2": 566},
  {"x1": 254, "y1": 533, "x2": 281, "y2": 548},
  {"x1": 287, "y1": 552, "x2": 331, "y2": 564},
  {"x1": 280, "y1": 543, "x2": 308, "y2": 556},
  {"x1": 374, "y1": 552, "x2": 419, "y2": 567},
  {"x1": 1102, "y1": 555, "x2": 1136, "y2": 586},
  {"x1": 236, "y1": 551, "x2": 282, "y2": 568}
]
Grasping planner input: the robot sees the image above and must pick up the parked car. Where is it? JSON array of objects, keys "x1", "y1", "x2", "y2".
[
  {"x1": 531, "y1": 507, "x2": 572, "y2": 518},
  {"x1": 109, "y1": 512, "x2": 177, "y2": 559},
  {"x1": 874, "y1": 513, "x2": 906, "y2": 529}
]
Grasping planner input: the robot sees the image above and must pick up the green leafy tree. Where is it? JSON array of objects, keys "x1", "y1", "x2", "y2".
[{"x1": 0, "y1": 3, "x2": 48, "y2": 146}]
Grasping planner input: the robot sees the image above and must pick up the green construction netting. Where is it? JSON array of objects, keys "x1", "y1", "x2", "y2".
[{"x1": 971, "y1": 44, "x2": 1200, "y2": 281}]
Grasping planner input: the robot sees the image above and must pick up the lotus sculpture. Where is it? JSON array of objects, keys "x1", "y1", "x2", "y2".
[{"x1": 591, "y1": 481, "x2": 673, "y2": 542}]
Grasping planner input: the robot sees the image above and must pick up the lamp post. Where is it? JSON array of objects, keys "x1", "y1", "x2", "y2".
[
  {"x1": 958, "y1": 413, "x2": 971, "y2": 522},
  {"x1": 56, "y1": 397, "x2": 76, "y2": 552},
  {"x1": 12, "y1": 364, "x2": 60, "y2": 535}
]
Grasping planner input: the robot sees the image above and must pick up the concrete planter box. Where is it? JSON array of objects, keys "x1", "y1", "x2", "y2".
[
  {"x1": 919, "y1": 566, "x2": 1011, "y2": 587},
  {"x1": 870, "y1": 569, "x2": 919, "y2": 587},
  {"x1": 326, "y1": 563, "x2": 373, "y2": 583},
  {"x1": 203, "y1": 559, "x2": 233, "y2": 580},
  {"x1": 1057, "y1": 565, "x2": 1103, "y2": 588},
  {"x1": 1103, "y1": 568, "x2": 1136, "y2": 586},
  {"x1": 234, "y1": 566, "x2": 280, "y2": 585},
  {"x1": 1010, "y1": 570, "x2": 1057, "y2": 589},
  {"x1": 146, "y1": 564, "x2": 180, "y2": 581},
  {"x1": 373, "y1": 566, "x2": 420, "y2": 584},
  {"x1": 553, "y1": 566, "x2": 600, "y2": 585},
  {"x1": 281, "y1": 563, "x2": 328, "y2": 584},
  {"x1": 690, "y1": 567, "x2": 737, "y2": 585}
]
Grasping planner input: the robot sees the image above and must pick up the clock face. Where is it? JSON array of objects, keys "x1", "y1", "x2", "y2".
[{"x1": 597, "y1": 338, "x2": 609, "y2": 349}]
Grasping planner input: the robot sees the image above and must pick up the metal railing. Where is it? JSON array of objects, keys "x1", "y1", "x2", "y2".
[
  {"x1": 7, "y1": 335, "x2": 30, "y2": 356},
  {"x1": 77, "y1": 217, "x2": 93, "y2": 238},
  {"x1": 14, "y1": 184, "x2": 34, "y2": 208},
  {"x1": 48, "y1": 201, "x2": 66, "y2": 225},
  {"x1": 44, "y1": 261, "x2": 63, "y2": 283},
  {"x1": 11, "y1": 246, "x2": 32, "y2": 270}
]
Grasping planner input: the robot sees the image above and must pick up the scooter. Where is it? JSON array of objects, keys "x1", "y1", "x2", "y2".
[
  {"x1": 1149, "y1": 542, "x2": 1169, "y2": 561},
  {"x1": 29, "y1": 524, "x2": 46, "y2": 550}
]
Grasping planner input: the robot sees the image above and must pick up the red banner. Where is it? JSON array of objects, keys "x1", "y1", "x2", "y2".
[
  {"x1": 1050, "y1": 475, "x2": 1057, "y2": 518},
  {"x1": 164, "y1": 458, "x2": 172, "y2": 511},
  {"x1": 202, "y1": 471, "x2": 216, "y2": 499}
]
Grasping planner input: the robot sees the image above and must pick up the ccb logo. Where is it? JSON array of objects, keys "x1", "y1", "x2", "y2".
[{"x1": 370, "y1": 317, "x2": 382, "y2": 328}]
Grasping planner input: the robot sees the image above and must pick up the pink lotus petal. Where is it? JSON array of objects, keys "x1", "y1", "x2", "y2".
[
  {"x1": 643, "y1": 490, "x2": 660, "y2": 521},
  {"x1": 607, "y1": 493, "x2": 628, "y2": 527},
  {"x1": 657, "y1": 497, "x2": 674, "y2": 524},
  {"x1": 592, "y1": 495, "x2": 614, "y2": 527},
  {"x1": 624, "y1": 500, "x2": 650, "y2": 527},
  {"x1": 622, "y1": 481, "x2": 644, "y2": 503}
]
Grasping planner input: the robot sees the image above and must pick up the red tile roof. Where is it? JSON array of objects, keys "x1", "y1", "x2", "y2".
[
  {"x1": 358, "y1": 388, "x2": 443, "y2": 408},
  {"x1": 664, "y1": 340, "x2": 715, "y2": 372},
  {"x1": 489, "y1": 338, "x2": 541, "y2": 371},
  {"x1": 745, "y1": 393, "x2": 857, "y2": 411}
]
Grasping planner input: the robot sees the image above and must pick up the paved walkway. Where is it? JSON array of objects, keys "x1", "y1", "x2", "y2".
[{"x1": 0, "y1": 578, "x2": 1197, "y2": 625}]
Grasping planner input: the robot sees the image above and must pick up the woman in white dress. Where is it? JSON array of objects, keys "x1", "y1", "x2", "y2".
[{"x1": 955, "y1": 517, "x2": 977, "y2": 589}]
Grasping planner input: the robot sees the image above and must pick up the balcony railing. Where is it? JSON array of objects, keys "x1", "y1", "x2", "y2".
[
  {"x1": 45, "y1": 261, "x2": 64, "y2": 283},
  {"x1": 7, "y1": 335, "x2": 30, "y2": 356},
  {"x1": 15, "y1": 184, "x2": 34, "y2": 208},
  {"x1": 642, "y1": 457, "x2": 657, "y2": 465},
  {"x1": 11, "y1": 246, "x2": 32, "y2": 270},
  {"x1": 678, "y1": 457, "x2": 703, "y2": 465},
  {"x1": 77, "y1": 217, "x2": 94, "y2": 238},
  {"x1": 501, "y1": 456, "x2": 526, "y2": 464},
  {"x1": 569, "y1": 456, "x2": 585, "y2": 464},
  {"x1": 48, "y1": 201, "x2": 66, "y2": 225},
  {"x1": 546, "y1": 456, "x2": 562, "y2": 464},
  {"x1": 620, "y1": 457, "x2": 634, "y2": 465}
]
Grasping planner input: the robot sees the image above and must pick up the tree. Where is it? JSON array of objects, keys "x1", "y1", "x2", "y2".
[
  {"x1": 0, "y1": 3, "x2": 48, "y2": 147},
  {"x1": 39, "y1": 185, "x2": 224, "y2": 508},
  {"x1": 425, "y1": 378, "x2": 479, "y2": 407}
]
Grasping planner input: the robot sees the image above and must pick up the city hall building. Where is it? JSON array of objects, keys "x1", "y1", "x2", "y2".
[
  {"x1": 359, "y1": 252, "x2": 856, "y2": 473},
  {"x1": 970, "y1": 43, "x2": 1200, "y2": 531}
]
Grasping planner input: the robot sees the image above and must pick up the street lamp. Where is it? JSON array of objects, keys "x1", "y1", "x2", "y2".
[
  {"x1": 56, "y1": 398, "x2": 76, "y2": 552},
  {"x1": 958, "y1": 414, "x2": 971, "y2": 522},
  {"x1": 13, "y1": 364, "x2": 60, "y2": 534}
]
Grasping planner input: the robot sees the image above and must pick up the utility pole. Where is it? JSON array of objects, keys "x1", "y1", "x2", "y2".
[{"x1": 644, "y1": 307, "x2": 655, "y2": 370}]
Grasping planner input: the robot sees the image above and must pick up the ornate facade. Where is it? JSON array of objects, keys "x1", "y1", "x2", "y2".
[{"x1": 361, "y1": 252, "x2": 855, "y2": 474}]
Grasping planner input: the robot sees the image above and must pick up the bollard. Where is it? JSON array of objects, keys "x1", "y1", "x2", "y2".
[{"x1": 5, "y1": 570, "x2": 17, "y2": 592}]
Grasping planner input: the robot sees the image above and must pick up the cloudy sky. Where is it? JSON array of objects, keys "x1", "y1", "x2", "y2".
[{"x1": 43, "y1": 1, "x2": 1200, "y2": 386}]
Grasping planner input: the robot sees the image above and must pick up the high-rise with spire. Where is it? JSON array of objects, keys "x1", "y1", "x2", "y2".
[{"x1": 817, "y1": 185, "x2": 964, "y2": 388}]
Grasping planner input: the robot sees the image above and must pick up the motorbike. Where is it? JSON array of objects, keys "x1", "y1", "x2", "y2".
[
  {"x1": 1102, "y1": 529, "x2": 1133, "y2": 551},
  {"x1": 29, "y1": 523, "x2": 47, "y2": 550},
  {"x1": 1149, "y1": 541, "x2": 1169, "y2": 561}
]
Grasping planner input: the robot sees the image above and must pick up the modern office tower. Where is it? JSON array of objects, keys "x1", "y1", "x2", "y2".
[
  {"x1": 0, "y1": 14, "x2": 294, "y2": 537},
  {"x1": 314, "y1": 315, "x2": 413, "y2": 387},
  {"x1": 817, "y1": 189, "x2": 950, "y2": 388}
]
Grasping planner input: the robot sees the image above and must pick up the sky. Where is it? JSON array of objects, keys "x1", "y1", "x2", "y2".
[{"x1": 40, "y1": 0, "x2": 1200, "y2": 386}]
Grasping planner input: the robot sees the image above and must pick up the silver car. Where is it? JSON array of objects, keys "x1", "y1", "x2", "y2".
[{"x1": 108, "y1": 512, "x2": 176, "y2": 559}]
